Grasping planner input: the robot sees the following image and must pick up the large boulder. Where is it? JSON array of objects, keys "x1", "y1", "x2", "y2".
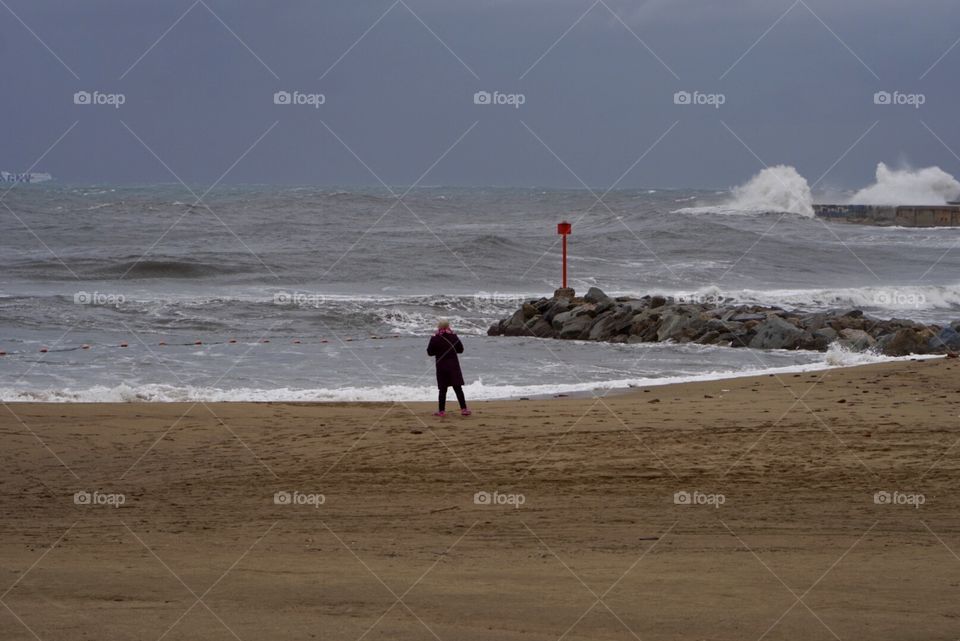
[
  {"x1": 656, "y1": 307, "x2": 701, "y2": 341},
  {"x1": 525, "y1": 316, "x2": 555, "y2": 338},
  {"x1": 621, "y1": 299, "x2": 649, "y2": 314},
  {"x1": 877, "y1": 328, "x2": 926, "y2": 356},
  {"x1": 558, "y1": 314, "x2": 593, "y2": 339},
  {"x1": 813, "y1": 327, "x2": 838, "y2": 342},
  {"x1": 542, "y1": 298, "x2": 571, "y2": 324},
  {"x1": 800, "y1": 313, "x2": 827, "y2": 332},
  {"x1": 500, "y1": 309, "x2": 528, "y2": 337},
  {"x1": 551, "y1": 304, "x2": 594, "y2": 330},
  {"x1": 706, "y1": 318, "x2": 741, "y2": 333},
  {"x1": 839, "y1": 328, "x2": 875, "y2": 352},
  {"x1": 532, "y1": 297, "x2": 552, "y2": 313},
  {"x1": 729, "y1": 313, "x2": 766, "y2": 322},
  {"x1": 749, "y1": 316, "x2": 805, "y2": 350},
  {"x1": 583, "y1": 287, "x2": 613, "y2": 306},
  {"x1": 588, "y1": 310, "x2": 634, "y2": 341},
  {"x1": 629, "y1": 311, "x2": 660, "y2": 341},
  {"x1": 929, "y1": 326, "x2": 960, "y2": 352},
  {"x1": 550, "y1": 309, "x2": 575, "y2": 331}
]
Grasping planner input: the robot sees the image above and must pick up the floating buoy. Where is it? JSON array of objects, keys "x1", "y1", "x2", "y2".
[
  {"x1": 292, "y1": 339, "x2": 301, "y2": 344},
  {"x1": 119, "y1": 342, "x2": 128, "y2": 348},
  {"x1": 345, "y1": 338, "x2": 353, "y2": 342},
  {"x1": 261, "y1": 339, "x2": 270, "y2": 343},
  {"x1": 39, "y1": 347, "x2": 48, "y2": 353},
  {"x1": 81, "y1": 344, "x2": 90, "y2": 350},
  {"x1": 320, "y1": 339, "x2": 328, "y2": 343},
  {"x1": 228, "y1": 339, "x2": 237, "y2": 344},
  {"x1": 194, "y1": 340, "x2": 202, "y2": 345}
]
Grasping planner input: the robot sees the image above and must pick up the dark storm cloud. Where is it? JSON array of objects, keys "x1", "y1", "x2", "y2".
[{"x1": 2, "y1": 0, "x2": 958, "y2": 190}]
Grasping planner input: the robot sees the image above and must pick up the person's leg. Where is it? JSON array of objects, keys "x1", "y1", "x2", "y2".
[
  {"x1": 453, "y1": 385, "x2": 467, "y2": 410},
  {"x1": 438, "y1": 386, "x2": 448, "y2": 412}
]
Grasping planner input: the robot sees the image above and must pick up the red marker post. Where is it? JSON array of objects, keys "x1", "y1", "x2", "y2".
[{"x1": 557, "y1": 221, "x2": 572, "y2": 289}]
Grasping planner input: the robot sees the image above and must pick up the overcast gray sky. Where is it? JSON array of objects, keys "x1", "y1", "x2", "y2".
[{"x1": 2, "y1": 0, "x2": 958, "y2": 190}]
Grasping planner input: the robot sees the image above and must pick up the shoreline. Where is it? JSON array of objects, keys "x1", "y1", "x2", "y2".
[{"x1": 0, "y1": 348, "x2": 942, "y2": 403}]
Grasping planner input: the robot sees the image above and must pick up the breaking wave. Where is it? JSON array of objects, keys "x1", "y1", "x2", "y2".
[
  {"x1": 0, "y1": 356, "x2": 905, "y2": 403},
  {"x1": 655, "y1": 284, "x2": 960, "y2": 312},
  {"x1": 675, "y1": 165, "x2": 814, "y2": 217},
  {"x1": 850, "y1": 163, "x2": 960, "y2": 205},
  {"x1": 675, "y1": 162, "x2": 960, "y2": 216}
]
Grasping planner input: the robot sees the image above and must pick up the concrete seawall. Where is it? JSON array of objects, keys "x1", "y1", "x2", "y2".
[{"x1": 814, "y1": 204, "x2": 960, "y2": 227}]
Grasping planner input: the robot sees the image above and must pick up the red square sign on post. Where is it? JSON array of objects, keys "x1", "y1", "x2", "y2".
[{"x1": 557, "y1": 222, "x2": 572, "y2": 235}]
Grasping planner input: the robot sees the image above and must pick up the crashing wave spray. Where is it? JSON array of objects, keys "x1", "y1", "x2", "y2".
[
  {"x1": 675, "y1": 165, "x2": 814, "y2": 217},
  {"x1": 850, "y1": 163, "x2": 960, "y2": 205},
  {"x1": 725, "y1": 165, "x2": 814, "y2": 216}
]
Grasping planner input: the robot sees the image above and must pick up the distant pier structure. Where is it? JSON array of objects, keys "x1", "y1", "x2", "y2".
[{"x1": 813, "y1": 203, "x2": 960, "y2": 227}]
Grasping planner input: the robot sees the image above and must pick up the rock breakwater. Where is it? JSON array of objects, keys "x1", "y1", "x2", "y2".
[{"x1": 487, "y1": 288, "x2": 960, "y2": 356}]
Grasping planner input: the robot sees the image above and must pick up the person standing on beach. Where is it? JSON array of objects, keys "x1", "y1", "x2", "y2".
[{"x1": 427, "y1": 319, "x2": 471, "y2": 417}]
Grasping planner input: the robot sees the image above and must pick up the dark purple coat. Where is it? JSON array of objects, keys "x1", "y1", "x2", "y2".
[{"x1": 427, "y1": 332, "x2": 465, "y2": 388}]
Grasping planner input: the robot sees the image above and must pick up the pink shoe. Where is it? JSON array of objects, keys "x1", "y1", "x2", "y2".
[
  {"x1": 460, "y1": 408, "x2": 472, "y2": 416},
  {"x1": 432, "y1": 411, "x2": 446, "y2": 417}
]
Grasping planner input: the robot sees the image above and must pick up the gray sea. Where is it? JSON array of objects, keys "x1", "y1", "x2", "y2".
[{"x1": 2, "y1": 183, "x2": 958, "y2": 401}]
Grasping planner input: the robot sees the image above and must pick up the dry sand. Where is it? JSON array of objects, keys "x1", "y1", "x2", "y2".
[{"x1": 1, "y1": 358, "x2": 959, "y2": 640}]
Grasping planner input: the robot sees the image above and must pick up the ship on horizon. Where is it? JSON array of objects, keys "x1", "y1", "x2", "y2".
[{"x1": 0, "y1": 171, "x2": 53, "y2": 184}]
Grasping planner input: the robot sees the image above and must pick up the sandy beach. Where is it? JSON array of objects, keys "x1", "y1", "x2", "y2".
[{"x1": 0, "y1": 358, "x2": 957, "y2": 640}]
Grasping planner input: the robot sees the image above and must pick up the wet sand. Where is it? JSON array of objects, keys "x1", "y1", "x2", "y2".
[{"x1": 1, "y1": 358, "x2": 959, "y2": 640}]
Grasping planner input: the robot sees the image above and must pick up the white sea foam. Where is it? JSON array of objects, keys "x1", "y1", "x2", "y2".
[
  {"x1": 0, "y1": 354, "x2": 925, "y2": 403},
  {"x1": 850, "y1": 163, "x2": 960, "y2": 205},
  {"x1": 675, "y1": 165, "x2": 814, "y2": 217},
  {"x1": 653, "y1": 283, "x2": 960, "y2": 312},
  {"x1": 675, "y1": 162, "x2": 960, "y2": 216}
]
